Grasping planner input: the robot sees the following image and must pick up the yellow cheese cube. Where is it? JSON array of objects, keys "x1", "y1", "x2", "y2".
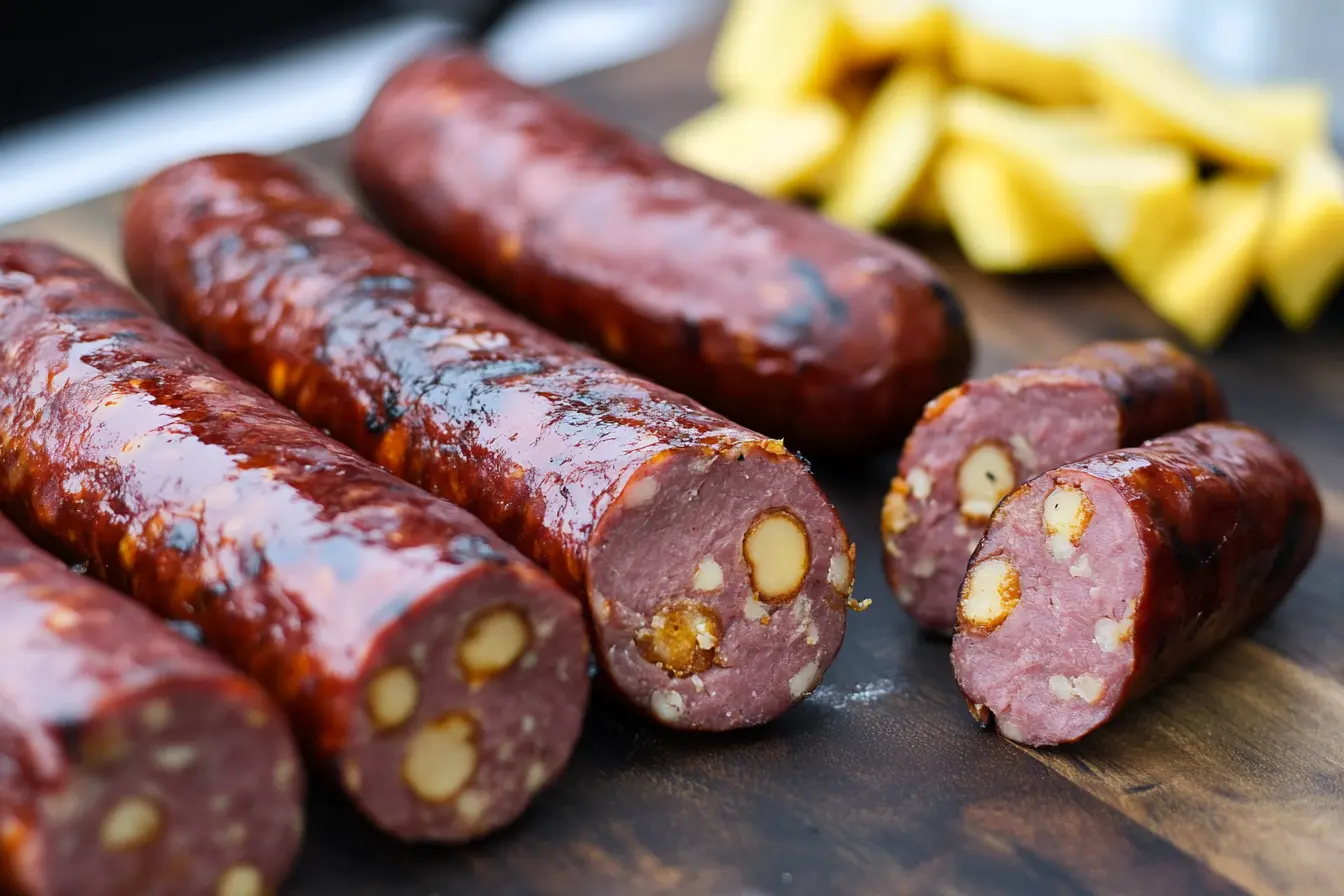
[
  {"x1": 1035, "y1": 107, "x2": 1126, "y2": 141},
  {"x1": 1262, "y1": 146, "x2": 1344, "y2": 330},
  {"x1": 949, "y1": 19, "x2": 1088, "y2": 106},
  {"x1": 936, "y1": 143, "x2": 1095, "y2": 272},
  {"x1": 945, "y1": 87, "x2": 1197, "y2": 275},
  {"x1": 803, "y1": 72, "x2": 881, "y2": 197},
  {"x1": 837, "y1": 0, "x2": 950, "y2": 62},
  {"x1": 663, "y1": 100, "x2": 849, "y2": 198},
  {"x1": 1084, "y1": 39, "x2": 1285, "y2": 171},
  {"x1": 1052, "y1": 144, "x2": 1197, "y2": 286},
  {"x1": 821, "y1": 63, "x2": 946, "y2": 230},
  {"x1": 1233, "y1": 84, "x2": 1330, "y2": 153},
  {"x1": 1141, "y1": 177, "x2": 1271, "y2": 349},
  {"x1": 943, "y1": 89, "x2": 1099, "y2": 235},
  {"x1": 709, "y1": 0, "x2": 846, "y2": 101}
]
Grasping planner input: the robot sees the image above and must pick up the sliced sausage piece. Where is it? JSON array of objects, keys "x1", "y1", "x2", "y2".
[
  {"x1": 349, "y1": 48, "x2": 972, "y2": 456},
  {"x1": 883, "y1": 339, "x2": 1226, "y2": 632},
  {"x1": 0, "y1": 241, "x2": 589, "y2": 842},
  {"x1": 122, "y1": 153, "x2": 854, "y2": 732},
  {"x1": 0, "y1": 515, "x2": 302, "y2": 896},
  {"x1": 952, "y1": 422, "x2": 1321, "y2": 746}
]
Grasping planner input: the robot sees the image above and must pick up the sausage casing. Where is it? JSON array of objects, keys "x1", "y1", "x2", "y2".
[
  {"x1": 883, "y1": 339, "x2": 1226, "y2": 632},
  {"x1": 952, "y1": 422, "x2": 1321, "y2": 746},
  {"x1": 0, "y1": 514, "x2": 303, "y2": 896},
  {"x1": 123, "y1": 153, "x2": 855, "y2": 732},
  {"x1": 0, "y1": 240, "x2": 589, "y2": 842},
  {"x1": 350, "y1": 48, "x2": 973, "y2": 455}
]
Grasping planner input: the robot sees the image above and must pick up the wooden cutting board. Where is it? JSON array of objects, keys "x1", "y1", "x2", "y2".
[{"x1": 3, "y1": 19, "x2": 1342, "y2": 896}]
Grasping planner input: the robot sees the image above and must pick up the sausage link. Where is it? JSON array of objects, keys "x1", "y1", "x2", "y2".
[
  {"x1": 122, "y1": 153, "x2": 854, "y2": 732},
  {"x1": 883, "y1": 339, "x2": 1226, "y2": 632},
  {"x1": 0, "y1": 514, "x2": 302, "y2": 896},
  {"x1": 952, "y1": 422, "x2": 1321, "y2": 746},
  {"x1": 349, "y1": 48, "x2": 972, "y2": 456},
  {"x1": 0, "y1": 241, "x2": 589, "y2": 842}
]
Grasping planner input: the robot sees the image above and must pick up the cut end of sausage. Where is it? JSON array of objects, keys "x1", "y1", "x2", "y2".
[
  {"x1": 884, "y1": 375, "x2": 1121, "y2": 633},
  {"x1": 588, "y1": 443, "x2": 849, "y2": 731},
  {"x1": 16, "y1": 680, "x2": 303, "y2": 896},
  {"x1": 952, "y1": 472, "x2": 1140, "y2": 746},
  {"x1": 340, "y1": 562, "x2": 589, "y2": 842}
]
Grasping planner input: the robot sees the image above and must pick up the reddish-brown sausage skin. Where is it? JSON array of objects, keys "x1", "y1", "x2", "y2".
[
  {"x1": 123, "y1": 154, "x2": 854, "y2": 732},
  {"x1": 0, "y1": 241, "x2": 589, "y2": 842},
  {"x1": 0, "y1": 515, "x2": 303, "y2": 896},
  {"x1": 952, "y1": 423, "x2": 1321, "y2": 746},
  {"x1": 349, "y1": 49, "x2": 972, "y2": 455},
  {"x1": 883, "y1": 339, "x2": 1227, "y2": 632}
]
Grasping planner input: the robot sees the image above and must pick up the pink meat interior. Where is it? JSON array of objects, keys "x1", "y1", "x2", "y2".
[
  {"x1": 24, "y1": 679, "x2": 301, "y2": 896},
  {"x1": 892, "y1": 377, "x2": 1120, "y2": 631},
  {"x1": 588, "y1": 445, "x2": 848, "y2": 731},
  {"x1": 951, "y1": 472, "x2": 1143, "y2": 746},
  {"x1": 342, "y1": 563, "x2": 588, "y2": 841}
]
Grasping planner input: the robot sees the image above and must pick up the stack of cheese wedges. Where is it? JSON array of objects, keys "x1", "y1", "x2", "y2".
[{"x1": 664, "y1": 0, "x2": 1344, "y2": 348}]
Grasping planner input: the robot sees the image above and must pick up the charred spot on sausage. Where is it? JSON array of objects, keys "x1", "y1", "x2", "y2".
[
  {"x1": 1267, "y1": 500, "x2": 1312, "y2": 585},
  {"x1": 929, "y1": 279, "x2": 965, "y2": 332},
  {"x1": 773, "y1": 302, "x2": 816, "y2": 338},
  {"x1": 363, "y1": 385, "x2": 407, "y2": 435},
  {"x1": 49, "y1": 714, "x2": 87, "y2": 757},
  {"x1": 679, "y1": 320, "x2": 702, "y2": 354},
  {"x1": 789, "y1": 259, "x2": 850, "y2": 324}
]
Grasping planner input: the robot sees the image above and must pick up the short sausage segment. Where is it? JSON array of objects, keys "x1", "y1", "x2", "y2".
[
  {"x1": 883, "y1": 339, "x2": 1226, "y2": 632},
  {"x1": 0, "y1": 241, "x2": 589, "y2": 843},
  {"x1": 0, "y1": 515, "x2": 303, "y2": 896},
  {"x1": 350, "y1": 48, "x2": 972, "y2": 455},
  {"x1": 122, "y1": 153, "x2": 853, "y2": 732},
  {"x1": 953, "y1": 422, "x2": 1321, "y2": 746}
]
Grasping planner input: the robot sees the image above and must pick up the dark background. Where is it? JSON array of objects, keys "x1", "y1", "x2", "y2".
[{"x1": 0, "y1": 0, "x2": 518, "y2": 132}]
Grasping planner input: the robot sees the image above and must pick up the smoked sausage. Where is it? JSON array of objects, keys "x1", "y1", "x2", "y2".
[
  {"x1": 350, "y1": 48, "x2": 973, "y2": 456},
  {"x1": 122, "y1": 153, "x2": 855, "y2": 732},
  {"x1": 0, "y1": 514, "x2": 302, "y2": 896},
  {"x1": 883, "y1": 339, "x2": 1226, "y2": 632},
  {"x1": 952, "y1": 422, "x2": 1321, "y2": 746},
  {"x1": 0, "y1": 240, "x2": 589, "y2": 842}
]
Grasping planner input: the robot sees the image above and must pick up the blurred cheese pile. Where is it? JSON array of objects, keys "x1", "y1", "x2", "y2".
[{"x1": 663, "y1": 0, "x2": 1344, "y2": 348}]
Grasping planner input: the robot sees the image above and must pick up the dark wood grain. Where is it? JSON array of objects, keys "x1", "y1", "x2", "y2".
[{"x1": 2, "y1": 17, "x2": 1342, "y2": 896}]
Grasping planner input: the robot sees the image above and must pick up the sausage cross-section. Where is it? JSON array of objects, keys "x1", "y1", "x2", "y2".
[
  {"x1": 883, "y1": 340, "x2": 1226, "y2": 632},
  {"x1": 350, "y1": 48, "x2": 972, "y2": 455},
  {"x1": 0, "y1": 514, "x2": 303, "y2": 896},
  {"x1": 0, "y1": 240, "x2": 589, "y2": 842},
  {"x1": 952, "y1": 422, "x2": 1321, "y2": 746},
  {"x1": 122, "y1": 153, "x2": 855, "y2": 731}
]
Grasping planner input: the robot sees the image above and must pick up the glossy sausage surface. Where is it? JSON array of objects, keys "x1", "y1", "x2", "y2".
[
  {"x1": 883, "y1": 339, "x2": 1226, "y2": 631},
  {"x1": 351, "y1": 48, "x2": 973, "y2": 455},
  {"x1": 952, "y1": 422, "x2": 1320, "y2": 745},
  {"x1": 0, "y1": 240, "x2": 589, "y2": 842},
  {"x1": 0, "y1": 514, "x2": 303, "y2": 896},
  {"x1": 123, "y1": 154, "x2": 855, "y2": 732}
]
